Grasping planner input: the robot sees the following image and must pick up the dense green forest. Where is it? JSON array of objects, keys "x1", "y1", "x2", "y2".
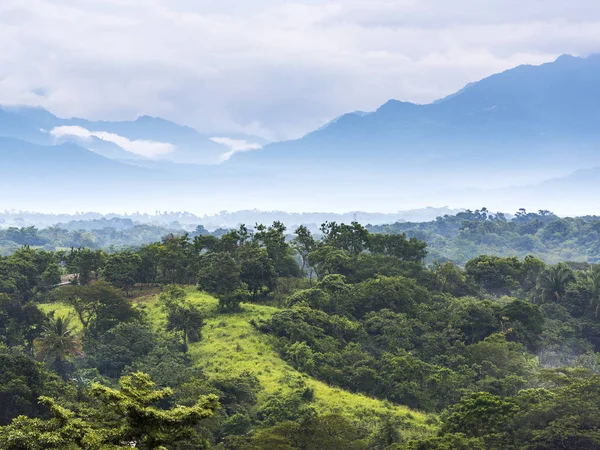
[
  {"x1": 5, "y1": 208, "x2": 600, "y2": 265},
  {"x1": 369, "y1": 208, "x2": 600, "y2": 264},
  {"x1": 3, "y1": 220, "x2": 600, "y2": 448}
]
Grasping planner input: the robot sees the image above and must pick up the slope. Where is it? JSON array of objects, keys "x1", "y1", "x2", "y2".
[
  {"x1": 139, "y1": 290, "x2": 435, "y2": 436},
  {"x1": 41, "y1": 290, "x2": 435, "y2": 437}
]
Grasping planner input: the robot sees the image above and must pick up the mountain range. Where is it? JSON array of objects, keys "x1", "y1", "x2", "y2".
[
  {"x1": 2, "y1": 54, "x2": 600, "y2": 214},
  {"x1": 233, "y1": 55, "x2": 600, "y2": 174},
  {"x1": 0, "y1": 106, "x2": 231, "y2": 164}
]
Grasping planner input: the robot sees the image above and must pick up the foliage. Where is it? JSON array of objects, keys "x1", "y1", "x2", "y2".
[
  {"x1": 4, "y1": 216, "x2": 600, "y2": 449},
  {"x1": 0, "y1": 372, "x2": 219, "y2": 450}
]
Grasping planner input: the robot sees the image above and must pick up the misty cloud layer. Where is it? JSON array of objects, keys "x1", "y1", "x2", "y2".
[
  {"x1": 49, "y1": 126, "x2": 175, "y2": 158},
  {"x1": 0, "y1": 0, "x2": 599, "y2": 140}
]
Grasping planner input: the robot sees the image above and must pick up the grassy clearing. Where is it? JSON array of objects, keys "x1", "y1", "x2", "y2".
[
  {"x1": 139, "y1": 288, "x2": 436, "y2": 436},
  {"x1": 38, "y1": 302, "x2": 83, "y2": 331}
]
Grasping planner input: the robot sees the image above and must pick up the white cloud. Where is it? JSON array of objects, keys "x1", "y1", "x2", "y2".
[
  {"x1": 0, "y1": 1, "x2": 599, "y2": 139},
  {"x1": 49, "y1": 125, "x2": 174, "y2": 158},
  {"x1": 211, "y1": 136, "x2": 262, "y2": 161}
]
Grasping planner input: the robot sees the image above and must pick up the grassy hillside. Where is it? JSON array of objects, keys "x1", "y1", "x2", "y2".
[{"x1": 42, "y1": 288, "x2": 436, "y2": 438}]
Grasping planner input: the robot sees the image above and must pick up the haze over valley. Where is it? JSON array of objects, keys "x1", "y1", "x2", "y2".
[{"x1": 3, "y1": 54, "x2": 600, "y2": 215}]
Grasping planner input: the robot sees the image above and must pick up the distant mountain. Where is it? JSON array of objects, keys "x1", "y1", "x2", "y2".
[
  {"x1": 0, "y1": 137, "x2": 181, "y2": 212},
  {"x1": 0, "y1": 136, "x2": 272, "y2": 213},
  {"x1": 4, "y1": 54, "x2": 600, "y2": 215},
  {"x1": 0, "y1": 106, "x2": 229, "y2": 164},
  {"x1": 231, "y1": 54, "x2": 600, "y2": 177},
  {"x1": 0, "y1": 137, "x2": 142, "y2": 175}
]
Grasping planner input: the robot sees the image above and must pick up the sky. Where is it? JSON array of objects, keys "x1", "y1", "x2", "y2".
[{"x1": 1, "y1": 0, "x2": 599, "y2": 141}]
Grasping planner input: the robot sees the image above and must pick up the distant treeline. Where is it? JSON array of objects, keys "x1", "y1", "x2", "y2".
[
  {"x1": 5, "y1": 208, "x2": 600, "y2": 264},
  {"x1": 368, "y1": 208, "x2": 600, "y2": 264},
  {"x1": 0, "y1": 223, "x2": 219, "y2": 256},
  {"x1": 0, "y1": 207, "x2": 460, "y2": 230}
]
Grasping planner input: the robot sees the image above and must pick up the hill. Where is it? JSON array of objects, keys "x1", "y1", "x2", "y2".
[
  {"x1": 41, "y1": 290, "x2": 434, "y2": 439},
  {"x1": 11, "y1": 219, "x2": 600, "y2": 448}
]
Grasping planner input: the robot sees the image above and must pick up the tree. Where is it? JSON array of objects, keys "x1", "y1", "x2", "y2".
[
  {"x1": 166, "y1": 303, "x2": 204, "y2": 350},
  {"x1": 535, "y1": 263, "x2": 575, "y2": 304},
  {"x1": 34, "y1": 314, "x2": 82, "y2": 379},
  {"x1": 465, "y1": 255, "x2": 523, "y2": 295},
  {"x1": 197, "y1": 252, "x2": 243, "y2": 296},
  {"x1": 0, "y1": 345, "x2": 51, "y2": 426},
  {"x1": 0, "y1": 294, "x2": 46, "y2": 353},
  {"x1": 371, "y1": 414, "x2": 405, "y2": 449},
  {"x1": 87, "y1": 321, "x2": 156, "y2": 379},
  {"x1": 441, "y1": 391, "x2": 518, "y2": 438},
  {"x1": 158, "y1": 284, "x2": 187, "y2": 309},
  {"x1": 352, "y1": 275, "x2": 429, "y2": 318},
  {"x1": 368, "y1": 233, "x2": 428, "y2": 262},
  {"x1": 156, "y1": 234, "x2": 193, "y2": 284},
  {"x1": 237, "y1": 244, "x2": 276, "y2": 298},
  {"x1": 65, "y1": 248, "x2": 105, "y2": 285},
  {"x1": 588, "y1": 265, "x2": 600, "y2": 318},
  {"x1": 253, "y1": 221, "x2": 299, "y2": 277},
  {"x1": 321, "y1": 221, "x2": 370, "y2": 255},
  {"x1": 292, "y1": 225, "x2": 317, "y2": 277},
  {"x1": 137, "y1": 243, "x2": 162, "y2": 286},
  {"x1": 40, "y1": 263, "x2": 62, "y2": 289},
  {"x1": 307, "y1": 245, "x2": 352, "y2": 280},
  {"x1": 219, "y1": 288, "x2": 249, "y2": 312},
  {"x1": 102, "y1": 251, "x2": 142, "y2": 296},
  {"x1": 0, "y1": 372, "x2": 220, "y2": 450},
  {"x1": 500, "y1": 300, "x2": 544, "y2": 352},
  {"x1": 57, "y1": 280, "x2": 137, "y2": 336},
  {"x1": 432, "y1": 262, "x2": 475, "y2": 297}
]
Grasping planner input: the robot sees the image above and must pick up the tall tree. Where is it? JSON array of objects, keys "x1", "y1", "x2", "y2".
[
  {"x1": 254, "y1": 221, "x2": 296, "y2": 277},
  {"x1": 293, "y1": 225, "x2": 317, "y2": 279},
  {"x1": 197, "y1": 252, "x2": 243, "y2": 297},
  {"x1": 166, "y1": 303, "x2": 204, "y2": 350},
  {"x1": 535, "y1": 263, "x2": 575, "y2": 304},
  {"x1": 102, "y1": 251, "x2": 142, "y2": 296},
  {"x1": 57, "y1": 280, "x2": 137, "y2": 335},
  {"x1": 588, "y1": 265, "x2": 600, "y2": 318},
  {"x1": 237, "y1": 244, "x2": 276, "y2": 298},
  {"x1": 34, "y1": 314, "x2": 82, "y2": 379},
  {"x1": 65, "y1": 248, "x2": 105, "y2": 285}
]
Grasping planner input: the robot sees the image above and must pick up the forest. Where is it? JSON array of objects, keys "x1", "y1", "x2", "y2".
[
  {"x1": 4, "y1": 208, "x2": 600, "y2": 265},
  {"x1": 2, "y1": 219, "x2": 600, "y2": 449},
  {"x1": 368, "y1": 208, "x2": 600, "y2": 264}
]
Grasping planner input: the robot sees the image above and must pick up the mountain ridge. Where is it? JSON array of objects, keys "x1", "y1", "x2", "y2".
[
  {"x1": 0, "y1": 106, "x2": 230, "y2": 164},
  {"x1": 230, "y1": 53, "x2": 600, "y2": 168}
]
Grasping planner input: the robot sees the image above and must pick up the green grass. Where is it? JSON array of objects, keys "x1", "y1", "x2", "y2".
[
  {"x1": 38, "y1": 302, "x2": 83, "y2": 331},
  {"x1": 139, "y1": 288, "x2": 436, "y2": 436}
]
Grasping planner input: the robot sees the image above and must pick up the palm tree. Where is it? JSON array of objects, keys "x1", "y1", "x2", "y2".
[
  {"x1": 35, "y1": 314, "x2": 82, "y2": 379},
  {"x1": 588, "y1": 265, "x2": 600, "y2": 318},
  {"x1": 535, "y1": 263, "x2": 575, "y2": 304}
]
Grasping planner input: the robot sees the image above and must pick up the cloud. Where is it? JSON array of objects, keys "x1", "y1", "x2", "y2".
[
  {"x1": 49, "y1": 125, "x2": 174, "y2": 158},
  {"x1": 0, "y1": 1, "x2": 600, "y2": 139},
  {"x1": 211, "y1": 136, "x2": 263, "y2": 161}
]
